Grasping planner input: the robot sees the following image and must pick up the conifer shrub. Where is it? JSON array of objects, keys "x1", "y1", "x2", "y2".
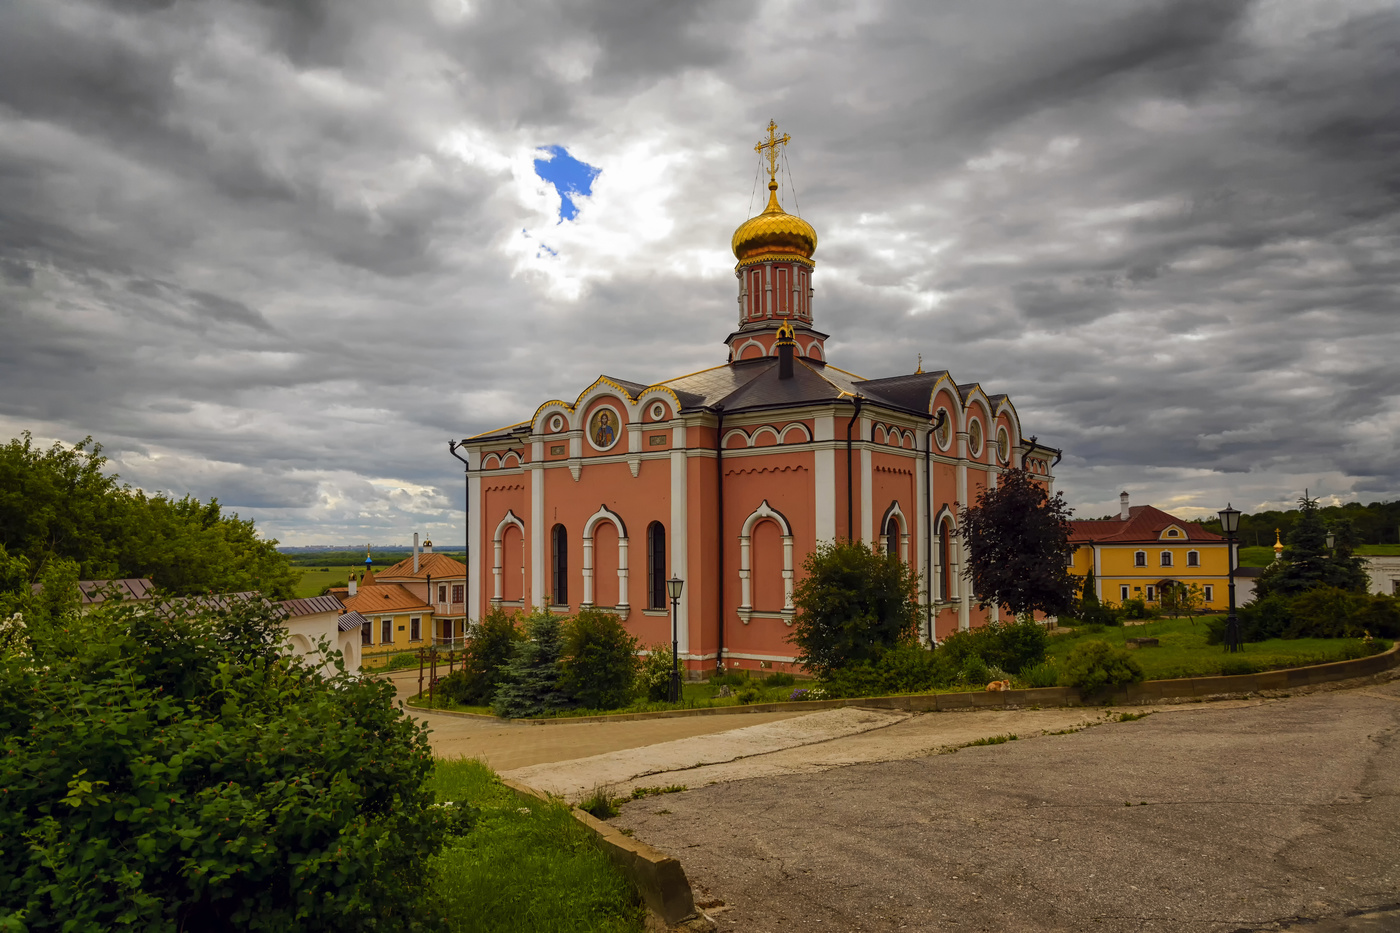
[
  {"x1": 1018, "y1": 659, "x2": 1061, "y2": 688},
  {"x1": 491, "y1": 610, "x2": 569, "y2": 718},
  {"x1": 1060, "y1": 639, "x2": 1145, "y2": 696},
  {"x1": 761, "y1": 671, "x2": 796, "y2": 688},
  {"x1": 0, "y1": 592, "x2": 464, "y2": 931},
  {"x1": 559, "y1": 609, "x2": 639, "y2": 711}
]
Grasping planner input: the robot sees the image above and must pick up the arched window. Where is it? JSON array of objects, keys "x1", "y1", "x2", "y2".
[
  {"x1": 884, "y1": 516, "x2": 900, "y2": 558},
  {"x1": 1160, "y1": 551, "x2": 1173, "y2": 567},
  {"x1": 1187, "y1": 550, "x2": 1200, "y2": 567},
  {"x1": 647, "y1": 521, "x2": 666, "y2": 610},
  {"x1": 1134, "y1": 550, "x2": 1147, "y2": 567},
  {"x1": 551, "y1": 524, "x2": 568, "y2": 606},
  {"x1": 939, "y1": 520, "x2": 954, "y2": 602}
]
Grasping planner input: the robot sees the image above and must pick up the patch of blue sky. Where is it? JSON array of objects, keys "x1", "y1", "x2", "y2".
[{"x1": 533, "y1": 145, "x2": 600, "y2": 223}]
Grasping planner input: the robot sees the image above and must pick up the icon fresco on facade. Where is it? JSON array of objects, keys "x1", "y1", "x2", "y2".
[{"x1": 589, "y1": 408, "x2": 619, "y2": 450}]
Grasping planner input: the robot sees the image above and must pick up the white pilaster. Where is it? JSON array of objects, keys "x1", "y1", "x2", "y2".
[
  {"x1": 670, "y1": 448, "x2": 689, "y2": 656},
  {"x1": 860, "y1": 416, "x2": 874, "y2": 544},
  {"x1": 617, "y1": 536, "x2": 630, "y2": 611},
  {"x1": 530, "y1": 443, "x2": 545, "y2": 608},
  {"x1": 814, "y1": 415, "x2": 836, "y2": 543}
]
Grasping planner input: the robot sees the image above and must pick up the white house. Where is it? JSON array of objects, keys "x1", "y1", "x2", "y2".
[
  {"x1": 1364, "y1": 557, "x2": 1400, "y2": 597},
  {"x1": 279, "y1": 594, "x2": 365, "y2": 674}
]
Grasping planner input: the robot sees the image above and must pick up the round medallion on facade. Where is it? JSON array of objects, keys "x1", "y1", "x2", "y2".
[
  {"x1": 650, "y1": 402, "x2": 667, "y2": 421},
  {"x1": 997, "y1": 427, "x2": 1010, "y2": 463},
  {"x1": 587, "y1": 405, "x2": 622, "y2": 452},
  {"x1": 549, "y1": 414, "x2": 565, "y2": 433},
  {"x1": 934, "y1": 410, "x2": 952, "y2": 451},
  {"x1": 968, "y1": 419, "x2": 983, "y2": 457}
]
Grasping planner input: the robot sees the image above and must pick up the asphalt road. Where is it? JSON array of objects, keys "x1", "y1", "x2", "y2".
[{"x1": 616, "y1": 680, "x2": 1400, "y2": 933}]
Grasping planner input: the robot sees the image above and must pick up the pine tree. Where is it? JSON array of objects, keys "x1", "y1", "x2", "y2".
[
  {"x1": 1259, "y1": 493, "x2": 1368, "y2": 597},
  {"x1": 1081, "y1": 563, "x2": 1098, "y2": 606},
  {"x1": 491, "y1": 609, "x2": 569, "y2": 718}
]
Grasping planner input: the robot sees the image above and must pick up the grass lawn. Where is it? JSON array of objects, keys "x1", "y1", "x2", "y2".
[
  {"x1": 407, "y1": 678, "x2": 816, "y2": 718},
  {"x1": 1238, "y1": 543, "x2": 1399, "y2": 567},
  {"x1": 427, "y1": 758, "x2": 644, "y2": 933},
  {"x1": 1047, "y1": 617, "x2": 1387, "y2": 680},
  {"x1": 292, "y1": 565, "x2": 361, "y2": 598},
  {"x1": 1357, "y1": 544, "x2": 1400, "y2": 556}
]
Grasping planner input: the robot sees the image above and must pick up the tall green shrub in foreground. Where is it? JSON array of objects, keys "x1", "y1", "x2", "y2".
[
  {"x1": 442, "y1": 606, "x2": 523, "y2": 706},
  {"x1": 492, "y1": 610, "x2": 569, "y2": 718},
  {"x1": 0, "y1": 593, "x2": 463, "y2": 932},
  {"x1": 788, "y1": 540, "x2": 920, "y2": 677},
  {"x1": 561, "y1": 609, "x2": 639, "y2": 710}
]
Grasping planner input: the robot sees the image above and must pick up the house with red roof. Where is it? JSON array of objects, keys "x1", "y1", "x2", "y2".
[{"x1": 1069, "y1": 492, "x2": 1233, "y2": 609}]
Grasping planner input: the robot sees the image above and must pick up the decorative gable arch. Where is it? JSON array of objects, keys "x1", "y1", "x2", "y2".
[{"x1": 880, "y1": 500, "x2": 911, "y2": 563}]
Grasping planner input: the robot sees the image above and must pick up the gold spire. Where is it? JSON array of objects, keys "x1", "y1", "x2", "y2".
[
  {"x1": 755, "y1": 119, "x2": 791, "y2": 189},
  {"x1": 916, "y1": 353, "x2": 924, "y2": 374}
]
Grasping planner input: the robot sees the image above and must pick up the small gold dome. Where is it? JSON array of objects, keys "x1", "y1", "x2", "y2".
[{"x1": 732, "y1": 182, "x2": 817, "y2": 267}]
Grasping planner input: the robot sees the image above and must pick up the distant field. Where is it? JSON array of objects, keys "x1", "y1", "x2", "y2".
[
  {"x1": 282, "y1": 549, "x2": 465, "y2": 567},
  {"x1": 1238, "y1": 543, "x2": 1398, "y2": 568},
  {"x1": 293, "y1": 565, "x2": 361, "y2": 598}
]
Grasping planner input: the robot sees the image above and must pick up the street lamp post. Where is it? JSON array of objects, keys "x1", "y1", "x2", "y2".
[
  {"x1": 1219, "y1": 504, "x2": 1241, "y2": 653},
  {"x1": 1325, "y1": 529, "x2": 1335, "y2": 553},
  {"x1": 666, "y1": 576, "x2": 685, "y2": 703}
]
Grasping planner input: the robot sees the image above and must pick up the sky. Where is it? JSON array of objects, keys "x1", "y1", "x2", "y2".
[{"x1": 1, "y1": 0, "x2": 1397, "y2": 546}]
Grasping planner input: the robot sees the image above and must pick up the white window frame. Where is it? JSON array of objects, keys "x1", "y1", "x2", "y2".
[
  {"x1": 1204, "y1": 585, "x2": 1214, "y2": 602},
  {"x1": 1187, "y1": 550, "x2": 1199, "y2": 567},
  {"x1": 381, "y1": 617, "x2": 392, "y2": 644},
  {"x1": 410, "y1": 617, "x2": 421, "y2": 641},
  {"x1": 1134, "y1": 550, "x2": 1147, "y2": 567},
  {"x1": 1160, "y1": 551, "x2": 1173, "y2": 567},
  {"x1": 1120, "y1": 585, "x2": 1130, "y2": 602},
  {"x1": 1145, "y1": 585, "x2": 1156, "y2": 601}
]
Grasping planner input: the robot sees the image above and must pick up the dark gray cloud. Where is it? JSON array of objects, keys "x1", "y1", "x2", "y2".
[{"x1": 1, "y1": 0, "x2": 1397, "y2": 543}]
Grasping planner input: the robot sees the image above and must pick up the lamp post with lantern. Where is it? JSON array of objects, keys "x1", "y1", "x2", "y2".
[
  {"x1": 1219, "y1": 504, "x2": 1242, "y2": 653},
  {"x1": 666, "y1": 576, "x2": 685, "y2": 703}
]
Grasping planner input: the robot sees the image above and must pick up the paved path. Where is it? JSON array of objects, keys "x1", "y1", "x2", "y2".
[{"x1": 613, "y1": 681, "x2": 1400, "y2": 932}]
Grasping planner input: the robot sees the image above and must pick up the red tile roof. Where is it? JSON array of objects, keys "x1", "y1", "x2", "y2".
[
  {"x1": 1069, "y1": 505, "x2": 1223, "y2": 545},
  {"x1": 341, "y1": 583, "x2": 431, "y2": 615},
  {"x1": 375, "y1": 552, "x2": 466, "y2": 581}
]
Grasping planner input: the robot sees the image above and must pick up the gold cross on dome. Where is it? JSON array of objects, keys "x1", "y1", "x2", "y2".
[{"x1": 755, "y1": 120, "x2": 791, "y2": 186}]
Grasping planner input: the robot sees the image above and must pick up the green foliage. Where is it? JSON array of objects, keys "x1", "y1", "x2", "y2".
[
  {"x1": 0, "y1": 432, "x2": 297, "y2": 598},
  {"x1": 560, "y1": 609, "x2": 639, "y2": 711},
  {"x1": 1258, "y1": 493, "x2": 1369, "y2": 598},
  {"x1": 818, "y1": 642, "x2": 942, "y2": 698},
  {"x1": 708, "y1": 669, "x2": 750, "y2": 687},
  {"x1": 735, "y1": 687, "x2": 761, "y2": 705},
  {"x1": 788, "y1": 540, "x2": 920, "y2": 677},
  {"x1": 1231, "y1": 590, "x2": 1400, "y2": 643},
  {"x1": 935, "y1": 618, "x2": 1048, "y2": 675},
  {"x1": 1018, "y1": 660, "x2": 1061, "y2": 688},
  {"x1": 1074, "y1": 599, "x2": 1121, "y2": 627},
  {"x1": 959, "y1": 468, "x2": 1078, "y2": 617},
  {"x1": 636, "y1": 644, "x2": 676, "y2": 702},
  {"x1": 761, "y1": 671, "x2": 796, "y2": 687},
  {"x1": 1060, "y1": 639, "x2": 1145, "y2": 695},
  {"x1": 0, "y1": 589, "x2": 457, "y2": 932},
  {"x1": 577, "y1": 788, "x2": 621, "y2": 820},
  {"x1": 492, "y1": 610, "x2": 569, "y2": 718},
  {"x1": 442, "y1": 607, "x2": 525, "y2": 707},
  {"x1": 1237, "y1": 593, "x2": 1295, "y2": 641},
  {"x1": 1120, "y1": 598, "x2": 1151, "y2": 621},
  {"x1": 1197, "y1": 498, "x2": 1400, "y2": 547}
]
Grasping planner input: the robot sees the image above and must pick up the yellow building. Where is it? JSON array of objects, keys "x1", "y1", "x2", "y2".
[
  {"x1": 1070, "y1": 493, "x2": 1234, "y2": 610},
  {"x1": 334, "y1": 575, "x2": 435, "y2": 669}
]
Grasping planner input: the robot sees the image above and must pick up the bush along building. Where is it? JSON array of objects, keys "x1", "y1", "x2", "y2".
[
  {"x1": 456, "y1": 123, "x2": 1059, "y2": 676},
  {"x1": 1070, "y1": 492, "x2": 1232, "y2": 610}
]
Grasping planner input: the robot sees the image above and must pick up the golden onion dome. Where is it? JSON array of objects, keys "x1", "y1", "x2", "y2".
[{"x1": 732, "y1": 181, "x2": 817, "y2": 267}]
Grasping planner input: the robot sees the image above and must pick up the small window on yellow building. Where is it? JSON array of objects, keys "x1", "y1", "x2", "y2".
[
  {"x1": 1160, "y1": 551, "x2": 1173, "y2": 567},
  {"x1": 410, "y1": 617, "x2": 421, "y2": 641},
  {"x1": 1187, "y1": 550, "x2": 1199, "y2": 567},
  {"x1": 1134, "y1": 551, "x2": 1146, "y2": 567},
  {"x1": 1204, "y1": 585, "x2": 1214, "y2": 602}
]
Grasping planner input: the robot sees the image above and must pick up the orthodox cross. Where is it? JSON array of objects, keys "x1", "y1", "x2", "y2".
[{"x1": 755, "y1": 120, "x2": 791, "y2": 185}]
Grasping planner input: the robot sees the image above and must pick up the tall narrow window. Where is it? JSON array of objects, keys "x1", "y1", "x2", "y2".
[
  {"x1": 648, "y1": 521, "x2": 666, "y2": 610},
  {"x1": 551, "y1": 524, "x2": 568, "y2": 605},
  {"x1": 437, "y1": 584, "x2": 447, "y2": 603},
  {"x1": 361, "y1": 623, "x2": 371, "y2": 646},
  {"x1": 1160, "y1": 551, "x2": 1173, "y2": 567},
  {"x1": 1120, "y1": 585, "x2": 1130, "y2": 602},
  {"x1": 381, "y1": 618, "x2": 392, "y2": 644},
  {"x1": 410, "y1": 617, "x2": 421, "y2": 641},
  {"x1": 1204, "y1": 585, "x2": 1214, "y2": 602},
  {"x1": 1134, "y1": 551, "x2": 1147, "y2": 567},
  {"x1": 884, "y1": 516, "x2": 900, "y2": 558},
  {"x1": 1187, "y1": 551, "x2": 1199, "y2": 567},
  {"x1": 452, "y1": 584, "x2": 464, "y2": 603},
  {"x1": 939, "y1": 521, "x2": 953, "y2": 602},
  {"x1": 1145, "y1": 585, "x2": 1156, "y2": 601}
]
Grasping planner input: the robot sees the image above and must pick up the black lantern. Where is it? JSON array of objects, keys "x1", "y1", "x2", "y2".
[
  {"x1": 1218, "y1": 503, "x2": 1241, "y2": 653},
  {"x1": 666, "y1": 577, "x2": 684, "y2": 703},
  {"x1": 1325, "y1": 530, "x2": 1335, "y2": 550}
]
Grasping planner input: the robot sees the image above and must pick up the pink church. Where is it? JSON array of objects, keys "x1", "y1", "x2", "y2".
[{"x1": 456, "y1": 128, "x2": 1059, "y2": 675}]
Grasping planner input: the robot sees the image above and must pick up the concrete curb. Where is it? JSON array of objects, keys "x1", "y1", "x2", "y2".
[
  {"x1": 497, "y1": 776, "x2": 709, "y2": 931},
  {"x1": 409, "y1": 643, "x2": 1400, "y2": 724}
]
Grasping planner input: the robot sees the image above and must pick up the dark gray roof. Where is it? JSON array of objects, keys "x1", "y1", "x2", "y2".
[
  {"x1": 281, "y1": 594, "x2": 345, "y2": 617},
  {"x1": 32, "y1": 578, "x2": 156, "y2": 604},
  {"x1": 851, "y1": 371, "x2": 950, "y2": 413},
  {"x1": 337, "y1": 610, "x2": 367, "y2": 631}
]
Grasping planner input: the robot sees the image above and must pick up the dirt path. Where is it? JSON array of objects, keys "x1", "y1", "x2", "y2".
[{"x1": 613, "y1": 681, "x2": 1400, "y2": 932}]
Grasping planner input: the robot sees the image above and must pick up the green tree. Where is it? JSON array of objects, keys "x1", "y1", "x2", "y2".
[
  {"x1": 0, "y1": 433, "x2": 297, "y2": 598},
  {"x1": 1059, "y1": 639, "x2": 1145, "y2": 695},
  {"x1": 560, "y1": 609, "x2": 639, "y2": 710},
  {"x1": 1081, "y1": 562, "x2": 1098, "y2": 606},
  {"x1": 441, "y1": 606, "x2": 523, "y2": 706},
  {"x1": 787, "y1": 540, "x2": 920, "y2": 678},
  {"x1": 491, "y1": 609, "x2": 569, "y2": 718},
  {"x1": 1258, "y1": 494, "x2": 1368, "y2": 598},
  {"x1": 0, "y1": 581, "x2": 463, "y2": 931},
  {"x1": 959, "y1": 468, "x2": 1078, "y2": 617}
]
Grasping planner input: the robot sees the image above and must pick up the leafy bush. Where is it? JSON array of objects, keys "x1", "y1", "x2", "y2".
[
  {"x1": 1238, "y1": 593, "x2": 1294, "y2": 642},
  {"x1": 1121, "y1": 598, "x2": 1150, "y2": 620},
  {"x1": 492, "y1": 610, "x2": 569, "y2": 718},
  {"x1": 0, "y1": 593, "x2": 461, "y2": 931},
  {"x1": 818, "y1": 642, "x2": 941, "y2": 698},
  {"x1": 637, "y1": 644, "x2": 676, "y2": 701},
  {"x1": 560, "y1": 609, "x2": 638, "y2": 710},
  {"x1": 957, "y1": 653, "x2": 992, "y2": 687},
  {"x1": 788, "y1": 540, "x2": 920, "y2": 677},
  {"x1": 443, "y1": 607, "x2": 523, "y2": 706},
  {"x1": 735, "y1": 687, "x2": 761, "y2": 705},
  {"x1": 933, "y1": 619, "x2": 1048, "y2": 676},
  {"x1": 762, "y1": 672, "x2": 796, "y2": 687},
  {"x1": 1018, "y1": 660, "x2": 1061, "y2": 688},
  {"x1": 1357, "y1": 593, "x2": 1400, "y2": 638},
  {"x1": 1075, "y1": 600, "x2": 1121, "y2": 627},
  {"x1": 1060, "y1": 639, "x2": 1145, "y2": 695},
  {"x1": 709, "y1": 669, "x2": 750, "y2": 687},
  {"x1": 1288, "y1": 586, "x2": 1366, "y2": 639}
]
